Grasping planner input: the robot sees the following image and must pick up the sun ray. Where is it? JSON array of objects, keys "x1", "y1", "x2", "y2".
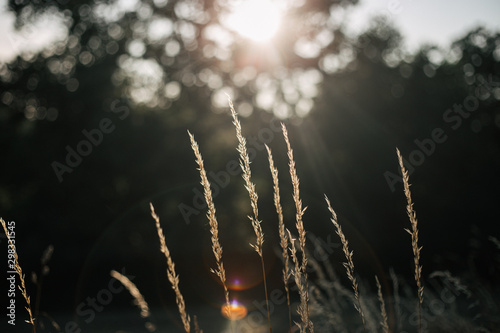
[{"x1": 222, "y1": 0, "x2": 283, "y2": 42}]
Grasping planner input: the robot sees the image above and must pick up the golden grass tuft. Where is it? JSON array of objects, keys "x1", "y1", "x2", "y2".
[
  {"x1": 282, "y1": 124, "x2": 313, "y2": 333},
  {"x1": 229, "y1": 99, "x2": 272, "y2": 332},
  {"x1": 110, "y1": 269, "x2": 150, "y2": 318},
  {"x1": 324, "y1": 196, "x2": 366, "y2": 332},
  {"x1": 266, "y1": 144, "x2": 293, "y2": 333},
  {"x1": 1, "y1": 218, "x2": 36, "y2": 332},
  {"x1": 229, "y1": 99, "x2": 265, "y2": 255},
  {"x1": 150, "y1": 203, "x2": 191, "y2": 333},
  {"x1": 188, "y1": 131, "x2": 232, "y2": 331},
  {"x1": 287, "y1": 229, "x2": 313, "y2": 333},
  {"x1": 375, "y1": 276, "x2": 389, "y2": 333},
  {"x1": 282, "y1": 125, "x2": 307, "y2": 271},
  {"x1": 397, "y1": 148, "x2": 424, "y2": 333},
  {"x1": 110, "y1": 268, "x2": 157, "y2": 331}
]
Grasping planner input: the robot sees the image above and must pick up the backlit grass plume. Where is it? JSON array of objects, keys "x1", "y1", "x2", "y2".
[
  {"x1": 229, "y1": 99, "x2": 272, "y2": 332},
  {"x1": 266, "y1": 144, "x2": 293, "y2": 333},
  {"x1": 375, "y1": 275, "x2": 389, "y2": 333},
  {"x1": 397, "y1": 148, "x2": 424, "y2": 333},
  {"x1": 110, "y1": 269, "x2": 150, "y2": 318},
  {"x1": 287, "y1": 229, "x2": 312, "y2": 333},
  {"x1": 325, "y1": 196, "x2": 366, "y2": 332},
  {"x1": 188, "y1": 131, "x2": 232, "y2": 331},
  {"x1": 282, "y1": 124, "x2": 313, "y2": 332},
  {"x1": 150, "y1": 203, "x2": 191, "y2": 333}
]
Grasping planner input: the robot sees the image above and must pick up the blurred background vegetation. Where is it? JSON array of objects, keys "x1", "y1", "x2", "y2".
[{"x1": 1, "y1": 0, "x2": 499, "y2": 331}]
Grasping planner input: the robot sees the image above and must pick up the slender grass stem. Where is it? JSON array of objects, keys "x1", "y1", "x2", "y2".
[
  {"x1": 229, "y1": 99, "x2": 272, "y2": 333},
  {"x1": 325, "y1": 196, "x2": 366, "y2": 333},
  {"x1": 397, "y1": 148, "x2": 424, "y2": 333},
  {"x1": 150, "y1": 204, "x2": 191, "y2": 333},
  {"x1": 188, "y1": 132, "x2": 233, "y2": 333},
  {"x1": 282, "y1": 124, "x2": 313, "y2": 332},
  {"x1": 266, "y1": 144, "x2": 293, "y2": 333}
]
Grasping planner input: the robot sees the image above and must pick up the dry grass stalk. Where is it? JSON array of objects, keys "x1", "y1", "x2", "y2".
[
  {"x1": 396, "y1": 148, "x2": 424, "y2": 333},
  {"x1": 389, "y1": 268, "x2": 403, "y2": 331},
  {"x1": 188, "y1": 131, "x2": 232, "y2": 331},
  {"x1": 229, "y1": 99, "x2": 264, "y2": 256},
  {"x1": 266, "y1": 144, "x2": 293, "y2": 333},
  {"x1": 282, "y1": 124, "x2": 312, "y2": 332},
  {"x1": 150, "y1": 204, "x2": 191, "y2": 333},
  {"x1": 1, "y1": 218, "x2": 36, "y2": 332},
  {"x1": 282, "y1": 125, "x2": 308, "y2": 271},
  {"x1": 229, "y1": 100, "x2": 272, "y2": 332},
  {"x1": 193, "y1": 315, "x2": 203, "y2": 333},
  {"x1": 110, "y1": 269, "x2": 150, "y2": 318},
  {"x1": 325, "y1": 196, "x2": 366, "y2": 332},
  {"x1": 375, "y1": 276, "x2": 389, "y2": 333},
  {"x1": 287, "y1": 230, "x2": 313, "y2": 333}
]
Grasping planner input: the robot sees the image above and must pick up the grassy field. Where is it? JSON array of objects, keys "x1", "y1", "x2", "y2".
[{"x1": 2, "y1": 101, "x2": 499, "y2": 333}]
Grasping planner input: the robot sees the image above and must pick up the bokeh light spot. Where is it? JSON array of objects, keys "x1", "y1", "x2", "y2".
[{"x1": 165, "y1": 81, "x2": 181, "y2": 100}]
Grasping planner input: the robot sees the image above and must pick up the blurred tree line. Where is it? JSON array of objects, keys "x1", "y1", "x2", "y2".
[{"x1": 1, "y1": 0, "x2": 499, "y2": 316}]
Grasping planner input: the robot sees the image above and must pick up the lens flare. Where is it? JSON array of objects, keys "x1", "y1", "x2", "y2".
[
  {"x1": 226, "y1": 274, "x2": 263, "y2": 291},
  {"x1": 221, "y1": 299, "x2": 248, "y2": 321}
]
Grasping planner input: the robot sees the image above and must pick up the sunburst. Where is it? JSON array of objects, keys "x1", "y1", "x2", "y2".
[{"x1": 222, "y1": 0, "x2": 283, "y2": 42}]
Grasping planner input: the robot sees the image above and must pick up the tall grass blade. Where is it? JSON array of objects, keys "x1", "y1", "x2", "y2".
[
  {"x1": 229, "y1": 99, "x2": 272, "y2": 333},
  {"x1": 150, "y1": 204, "x2": 191, "y2": 333},
  {"x1": 324, "y1": 196, "x2": 366, "y2": 332},
  {"x1": 266, "y1": 144, "x2": 293, "y2": 333},
  {"x1": 397, "y1": 148, "x2": 424, "y2": 333}
]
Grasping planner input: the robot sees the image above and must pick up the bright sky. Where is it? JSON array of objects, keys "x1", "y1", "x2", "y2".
[
  {"x1": 0, "y1": 0, "x2": 499, "y2": 63},
  {"x1": 345, "y1": 0, "x2": 500, "y2": 52}
]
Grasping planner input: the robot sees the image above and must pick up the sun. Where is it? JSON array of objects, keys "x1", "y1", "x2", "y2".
[{"x1": 222, "y1": 0, "x2": 283, "y2": 42}]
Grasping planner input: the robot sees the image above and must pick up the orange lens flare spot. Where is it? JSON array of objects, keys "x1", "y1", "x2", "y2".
[{"x1": 221, "y1": 300, "x2": 248, "y2": 321}]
